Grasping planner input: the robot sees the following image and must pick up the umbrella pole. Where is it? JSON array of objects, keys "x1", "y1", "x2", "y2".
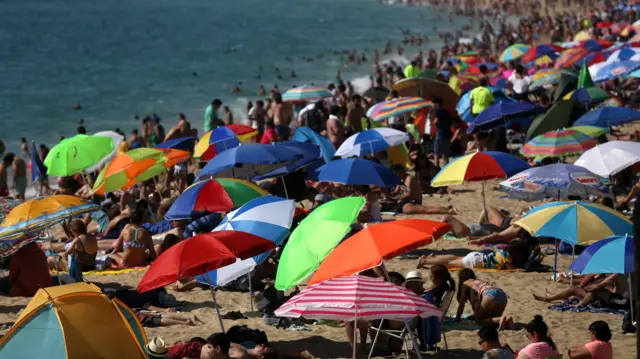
[
  {"x1": 481, "y1": 180, "x2": 488, "y2": 223},
  {"x1": 281, "y1": 176, "x2": 289, "y2": 199},
  {"x1": 204, "y1": 271, "x2": 226, "y2": 333},
  {"x1": 570, "y1": 245, "x2": 575, "y2": 286},
  {"x1": 553, "y1": 239, "x2": 558, "y2": 282},
  {"x1": 405, "y1": 318, "x2": 423, "y2": 359},
  {"x1": 248, "y1": 272, "x2": 254, "y2": 312},
  {"x1": 628, "y1": 274, "x2": 635, "y2": 327}
]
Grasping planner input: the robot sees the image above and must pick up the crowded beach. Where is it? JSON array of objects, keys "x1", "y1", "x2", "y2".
[{"x1": 0, "y1": 0, "x2": 640, "y2": 358}]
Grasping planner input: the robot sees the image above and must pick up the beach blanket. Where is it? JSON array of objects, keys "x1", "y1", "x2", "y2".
[
  {"x1": 51, "y1": 267, "x2": 147, "y2": 276},
  {"x1": 442, "y1": 315, "x2": 481, "y2": 330},
  {"x1": 448, "y1": 267, "x2": 524, "y2": 273},
  {"x1": 548, "y1": 299, "x2": 627, "y2": 315}
]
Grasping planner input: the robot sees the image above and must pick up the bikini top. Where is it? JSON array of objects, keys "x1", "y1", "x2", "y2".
[{"x1": 123, "y1": 227, "x2": 148, "y2": 250}]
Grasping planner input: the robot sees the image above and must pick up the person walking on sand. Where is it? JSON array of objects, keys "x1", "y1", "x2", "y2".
[{"x1": 204, "y1": 98, "x2": 224, "y2": 132}]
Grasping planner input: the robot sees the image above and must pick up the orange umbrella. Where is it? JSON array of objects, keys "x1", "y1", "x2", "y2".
[
  {"x1": 308, "y1": 219, "x2": 450, "y2": 286},
  {"x1": 157, "y1": 148, "x2": 190, "y2": 167}
]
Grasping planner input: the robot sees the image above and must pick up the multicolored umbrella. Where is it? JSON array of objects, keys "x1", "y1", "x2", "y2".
[
  {"x1": 275, "y1": 196, "x2": 364, "y2": 291},
  {"x1": 0, "y1": 198, "x2": 37, "y2": 257},
  {"x1": 593, "y1": 60, "x2": 640, "y2": 82},
  {"x1": 212, "y1": 178, "x2": 268, "y2": 206},
  {"x1": 367, "y1": 97, "x2": 432, "y2": 122},
  {"x1": 522, "y1": 44, "x2": 563, "y2": 63},
  {"x1": 520, "y1": 129, "x2": 598, "y2": 158},
  {"x1": 44, "y1": 134, "x2": 115, "y2": 176},
  {"x1": 308, "y1": 219, "x2": 450, "y2": 285},
  {"x1": 316, "y1": 158, "x2": 402, "y2": 187},
  {"x1": 499, "y1": 43, "x2": 530, "y2": 62},
  {"x1": 530, "y1": 68, "x2": 576, "y2": 89},
  {"x1": 0, "y1": 195, "x2": 99, "y2": 241},
  {"x1": 335, "y1": 128, "x2": 410, "y2": 158},
  {"x1": 569, "y1": 235, "x2": 634, "y2": 274},
  {"x1": 574, "y1": 107, "x2": 640, "y2": 127},
  {"x1": 431, "y1": 151, "x2": 530, "y2": 187},
  {"x1": 515, "y1": 201, "x2": 632, "y2": 245},
  {"x1": 226, "y1": 124, "x2": 258, "y2": 143},
  {"x1": 194, "y1": 127, "x2": 240, "y2": 161},
  {"x1": 554, "y1": 48, "x2": 590, "y2": 69},
  {"x1": 575, "y1": 141, "x2": 640, "y2": 177},
  {"x1": 164, "y1": 180, "x2": 235, "y2": 220},
  {"x1": 579, "y1": 39, "x2": 613, "y2": 52},
  {"x1": 282, "y1": 85, "x2": 332, "y2": 102}
]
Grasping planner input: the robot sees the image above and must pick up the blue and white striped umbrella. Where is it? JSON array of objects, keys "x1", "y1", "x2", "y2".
[
  {"x1": 335, "y1": 128, "x2": 410, "y2": 158},
  {"x1": 195, "y1": 196, "x2": 295, "y2": 286}
]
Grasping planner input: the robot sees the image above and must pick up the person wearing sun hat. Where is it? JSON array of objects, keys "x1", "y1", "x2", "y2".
[
  {"x1": 404, "y1": 270, "x2": 425, "y2": 296},
  {"x1": 146, "y1": 337, "x2": 168, "y2": 358}
]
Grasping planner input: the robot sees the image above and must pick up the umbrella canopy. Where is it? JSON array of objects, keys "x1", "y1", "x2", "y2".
[
  {"x1": 275, "y1": 275, "x2": 441, "y2": 321},
  {"x1": 555, "y1": 48, "x2": 591, "y2": 69},
  {"x1": 575, "y1": 141, "x2": 640, "y2": 177},
  {"x1": 212, "y1": 178, "x2": 268, "y2": 206},
  {"x1": 0, "y1": 195, "x2": 99, "y2": 241},
  {"x1": 308, "y1": 219, "x2": 450, "y2": 286},
  {"x1": 282, "y1": 85, "x2": 332, "y2": 102},
  {"x1": 499, "y1": 163, "x2": 610, "y2": 201},
  {"x1": 0, "y1": 198, "x2": 37, "y2": 257},
  {"x1": 563, "y1": 87, "x2": 612, "y2": 105},
  {"x1": 292, "y1": 126, "x2": 336, "y2": 163},
  {"x1": 44, "y1": 134, "x2": 115, "y2": 176},
  {"x1": 196, "y1": 144, "x2": 303, "y2": 180},
  {"x1": 515, "y1": 201, "x2": 632, "y2": 245},
  {"x1": 368, "y1": 97, "x2": 432, "y2": 122},
  {"x1": 569, "y1": 235, "x2": 634, "y2": 274},
  {"x1": 137, "y1": 231, "x2": 276, "y2": 293},
  {"x1": 530, "y1": 69, "x2": 577, "y2": 90},
  {"x1": 164, "y1": 180, "x2": 235, "y2": 221},
  {"x1": 335, "y1": 128, "x2": 410, "y2": 158},
  {"x1": 521, "y1": 129, "x2": 598, "y2": 158},
  {"x1": 431, "y1": 151, "x2": 530, "y2": 187},
  {"x1": 569, "y1": 125, "x2": 608, "y2": 138},
  {"x1": 522, "y1": 44, "x2": 564, "y2": 63},
  {"x1": 155, "y1": 136, "x2": 197, "y2": 152},
  {"x1": 195, "y1": 196, "x2": 295, "y2": 286},
  {"x1": 525, "y1": 99, "x2": 586, "y2": 140},
  {"x1": 85, "y1": 131, "x2": 125, "y2": 173},
  {"x1": 226, "y1": 124, "x2": 258, "y2": 142},
  {"x1": 499, "y1": 43, "x2": 530, "y2": 62},
  {"x1": 363, "y1": 86, "x2": 390, "y2": 103},
  {"x1": 579, "y1": 39, "x2": 613, "y2": 52},
  {"x1": 593, "y1": 60, "x2": 640, "y2": 81},
  {"x1": 194, "y1": 127, "x2": 241, "y2": 161},
  {"x1": 316, "y1": 158, "x2": 402, "y2": 187},
  {"x1": 606, "y1": 48, "x2": 640, "y2": 62},
  {"x1": 392, "y1": 78, "x2": 459, "y2": 113},
  {"x1": 573, "y1": 107, "x2": 640, "y2": 127},
  {"x1": 275, "y1": 196, "x2": 364, "y2": 291},
  {"x1": 466, "y1": 102, "x2": 543, "y2": 133},
  {"x1": 253, "y1": 142, "x2": 322, "y2": 180}
]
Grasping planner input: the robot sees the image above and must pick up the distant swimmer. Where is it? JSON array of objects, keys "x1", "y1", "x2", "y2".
[
  {"x1": 73, "y1": 103, "x2": 82, "y2": 110},
  {"x1": 258, "y1": 85, "x2": 266, "y2": 96},
  {"x1": 232, "y1": 83, "x2": 241, "y2": 93},
  {"x1": 192, "y1": 72, "x2": 198, "y2": 77},
  {"x1": 290, "y1": 71, "x2": 297, "y2": 79}
]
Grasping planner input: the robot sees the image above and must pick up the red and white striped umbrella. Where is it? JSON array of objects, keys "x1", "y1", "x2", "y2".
[{"x1": 275, "y1": 275, "x2": 441, "y2": 321}]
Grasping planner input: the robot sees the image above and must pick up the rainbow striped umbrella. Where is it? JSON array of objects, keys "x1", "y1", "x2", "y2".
[
  {"x1": 520, "y1": 129, "x2": 598, "y2": 158},
  {"x1": 368, "y1": 97, "x2": 432, "y2": 122},
  {"x1": 554, "y1": 48, "x2": 590, "y2": 68},
  {"x1": 530, "y1": 68, "x2": 576, "y2": 89},
  {"x1": 282, "y1": 85, "x2": 332, "y2": 102},
  {"x1": 499, "y1": 43, "x2": 530, "y2": 62}
]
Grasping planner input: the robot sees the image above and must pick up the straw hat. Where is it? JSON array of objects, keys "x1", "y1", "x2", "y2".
[
  {"x1": 146, "y1": 337, "x2": 168, "y2": 358},
  {"x1": 405, "y1": 271, "x2": 424, "y2": 283}
]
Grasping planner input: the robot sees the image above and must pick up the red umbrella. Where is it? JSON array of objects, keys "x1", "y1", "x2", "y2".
[
  {"x1": 137, "y1": 231, "x2": 275, "y2": 331},
  {"x1": 597, "y1": 21, "x2": 612, "y2": 29}
]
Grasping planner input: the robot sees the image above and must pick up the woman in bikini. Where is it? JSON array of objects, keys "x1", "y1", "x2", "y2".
[
  {"x1": 47, "y1": 220, "x2": 98, "y2": 272},
  {"x1": 108, "y1": 209, "x2": 156, "y2": 268},
  {"x1": 455, "y1": 269, "x2": 513, "y2": 329}
]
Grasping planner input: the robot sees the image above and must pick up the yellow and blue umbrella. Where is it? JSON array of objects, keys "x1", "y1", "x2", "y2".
[
  {"x1": 569, "y1": 235, "x2": 634, "y2": 274},
  {"x1": 0, "y1": 198, "x2": 37, "y2": 257},
  {"x1": 499, "y1": 43, "x2": 530, "y2": 62},
  {"x1": 194, "y1": 127, "x2": 241, "y2": 161},
  {"x1": 431, "y1": 151, "x2": 530, "y2": 187},
  {"x1": 529, "y1": 68, "x2": 576, "y2": 89},
  {"x1": 282, "y1": 85, "x2": 331, "y2": 102},
  {"x1": 515, "y1": 201, "x2": 632, "y2": 245}
]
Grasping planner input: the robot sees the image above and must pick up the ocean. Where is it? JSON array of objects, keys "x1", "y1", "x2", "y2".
[{"x1": 0, "y1": 0, "x2": 463, "y2": 154}]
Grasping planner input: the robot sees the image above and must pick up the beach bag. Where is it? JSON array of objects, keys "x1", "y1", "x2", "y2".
[
  {"x1": 607, "y1": 293, "x2": 630, "y2": 310},
  {"x1": 227, "y1": 325, "x2": 269, "y2": 346},
  {"x1": 67, "y1": 254, "x2": 83, "y2": 283}
]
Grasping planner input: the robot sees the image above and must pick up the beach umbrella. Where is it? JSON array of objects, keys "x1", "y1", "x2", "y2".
[
  {"x1": 368, "y1": 97, "x2": 432, "y2": 122},
  {"x1": 522, "y1": 44, "x2": 564, "y2": 63},
  {"x1": 499, "y1": 163, "x2": 610, "y2": 201},
  {"x1": 363, "y1": 86, "x2": 390, "y2": 103},
  {"x1": 226, "y1": 124, "x2": 258, "y2": 143},
  {"x1": 137, "y1": 231, "x2": 276, "y2": 331},
  {"x1": 562, "y1": 87, "x2": 612, "y2": 105},
  {"x1": 292, "y1": 126, "x2": 336, "y2": 163},
  {"x1": 530, "y1": 53, "x2": 559, "y2": 66},
  {"x1": 275, "y1": 196, "x2": 364, "y2": 291},
  {"x1": 555, "y1": 48, "x2": 591, "y2": 69},
  {"x1": 196, "y1": 144, "x2": 303, "y2": 181},
  {"x1": 335, "y1": 128, "x2": 410, "y2": 158},
  {"x1": 282, "y1": 85, "x2": 332, "y2": 102},
  {"x1": 575, "y1": 141, "x2": 640, "y2": 177},
  {"x1": 275, "y1": 275, "x2": 441, "y2": 359},
  {"x1": 530, "y1": 68, "x2": 577, "y2": 90},
  {"x1": 308, "y1": 219, "x2": 450, "y2": 285},
  {"x1": 456, "y1": 87, "x2": 515, "y2": 123},
  {"x1": 569, "y1": 125, "x2": 608, "y2": 138},
  {"x1": 521, "y1": 129, "x2": 598, "y2": 159},
  {"x1": 0, "y1": 198, "x2": 38, "y2": 257},
  {"x1": 164, "y1": 180, "x2": 235, "y2": 221},
  {"x1": 605, "y1": 47, "x2": 640, "y2": 62},
  {"x1": 154, "y1": 136, "x2": 197, "y2": 152},
  {"x1": 212, "y1": 178, "x2": 268, "y2": 207},
  {"x1": 466, "y1": 102, "x2": 544, "y2": 133},
  {"x1": 0, "y1": 195, "x2": 99, "y2": 241},
  {"x1": 579, "y1": 39, "x2": 613, "y2": 52},
  {"x1": 573, "y1": 107, "x2": 640, "y2": 127},
  {"x1": 419, "y1": 68, "x2": 440, "y2": 79},
  {"x1": 316, "y1": 158, "x2": 403, "y2": 187},
  {"x1": 392, "y1": 78, "x2": 459, "y2": 113},
  {"x1": 526, "y1": 99, "x2": 586, "y2": 140},
  {"x1": 569, "y1": 235, "x2": 634, "y2": 274},
  {"x1": 194, "y1": 127, "x2": 241, "y2": 161},
  {"x1": 515, "y1": 201, "x2": 632, "y2": 245},
  {"x1": 84, "y1": 131, "x2": 125, "y2": 173},
  {"x1": 499, "y1": 43, "x2": 530, "y2": 62},
  {"x1": 44, "y1": 134, "x2": 115, "y2": 176},
  {"x1": 573, "y1": 30, "x2": 592, "y2": 42},
  {"x1": 593, "y1": 60, "x2": 640, "y2": 81},
  {"x1": 252, "y1": 141, "x2": 322, "y2": 181}
]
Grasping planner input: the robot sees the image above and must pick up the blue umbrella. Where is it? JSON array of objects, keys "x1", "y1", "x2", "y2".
[
  {"x1": 196, "y1": 144, "x2": 303, "y2": 181},
  {"x1": 292, "y1": 127, "x2": 336, "y2": 163},
  {"x1": 466, "y1": 102, "x2": 544, "y2": 133},
  {"x1": 499, "y1": 163, "x2": 610, "y2": 201},
  {"x1": 593, "y1": 60, "x2": 640, "y2": 82},
  {"x1": 569, "y1": 235, "x2": 634, "y2": 274},
  {"x1": 573, "y1": 107, "x2": 640, "y2": 127},
  {"x1": 334, "y1": 128, "x2": 410, "y2": 157},
  {"x1": 30, "y1": 141, "x2": 47, "y2": 183},
  {"x1": 316, "y1": 158, "x2": 402, "y2": 187},
  {"x1": 155, "y1": 136, "x2": 196, "y2": 152},
  {"x1": 253, "y1": 142, "x2": 322, "y2": 180}
]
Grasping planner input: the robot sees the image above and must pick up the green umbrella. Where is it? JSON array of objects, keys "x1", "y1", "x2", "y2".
[
  {"x1": 44, "y1": 134, "x2": 115, "y2": 176},
  {"x1": 275, "y1": 196, "x2": 365, "y2": 290},
  {"x1": 552, "y1": 73, "x2": 577, "y2": 102},
  {"x1": 526, "y1": 99, "x2": 587, "y2": 141},
  {"x1": 569, "y1": 125, "x2": 608, "y2": 138}
]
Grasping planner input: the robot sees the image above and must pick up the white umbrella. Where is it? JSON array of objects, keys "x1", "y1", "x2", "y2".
[
  {"x1": 84, "y1": 131, "x2": 124, "y2": 173},
  {"x1": 575, "y1": 141, "x2": 640, "y2": 177},
  {"x1": 335, "y1": 128, "x2": 410, "y2": 158}
]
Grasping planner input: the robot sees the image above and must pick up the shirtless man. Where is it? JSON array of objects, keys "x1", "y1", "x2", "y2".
[
  {"x1": 0, "y1": 156, "x2": 9, "y2": 197},
  {"x1": 346, "y1": 95, "x2": 365, "y2": 133},
  {"x1": 164, "y1": 113, "x2": 190, "y2": 141},
  {"x1": 229, "y1": 343, "x2": 276, "y2": 359},
  {"x1": 248, "y1": 100, "x2": 267, "y2": 142},
  {"x1": 326, "y1": 105, "x2": 345, "y2": 148},
  {"x1": 386, "y1": 165, "x2": 458, "y2": 215},
  {"x1": 271, "y1": 93, "x2": 292, "y2": 127},
  {"x1": 9, "y1": 154, "x2": 27, "y2": 200}
]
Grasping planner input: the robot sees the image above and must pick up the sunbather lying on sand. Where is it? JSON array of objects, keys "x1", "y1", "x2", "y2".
[
  {"x1": 441, "y1": 206, "x2": 515, "y2": 238},
  {"x1": 533, "y1": 273, "x2": 633, "y2": 308}
]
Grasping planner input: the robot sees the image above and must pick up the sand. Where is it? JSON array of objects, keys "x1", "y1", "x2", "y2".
[{"x1": 0, "y1": 179, "x2": 636, "y2": 358}]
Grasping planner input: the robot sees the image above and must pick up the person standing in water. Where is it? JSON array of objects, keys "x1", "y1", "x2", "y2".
[
  {"x1": 2, "y1": 153, "x2": 27, "y2": 200},
  {"x1": 223, "y1": 106, "x2": 234, "y2": 125}
]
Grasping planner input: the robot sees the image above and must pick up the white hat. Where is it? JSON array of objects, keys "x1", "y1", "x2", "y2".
[
  {"x1": 146, "y1": 337, "x2": 168, "y2": 358},
  {"x1": 405, "y1": 271, "x2": 423, "y2": 283}
]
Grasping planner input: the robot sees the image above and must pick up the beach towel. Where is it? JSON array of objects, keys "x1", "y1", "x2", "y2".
[
  {"x1": 442, "y1": 315, "x2": 481, "y2": 330},
  {"x1": 547, "y1": 299, "x2": 627, "y2": 315},
  {"x1": 443, "y1": 233, "x2": 467, "y2": 241},
  {"x1": 50, "y1": 266, "x2": 147, "y2": 276}
]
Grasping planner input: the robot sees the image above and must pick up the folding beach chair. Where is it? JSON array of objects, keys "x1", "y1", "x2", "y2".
[
  {"x1": 368, "y1": 319, "x2": 422, "y2": 359},
  {"x1": 439, "y1": 290, "x2": 455, "y2": 350}
]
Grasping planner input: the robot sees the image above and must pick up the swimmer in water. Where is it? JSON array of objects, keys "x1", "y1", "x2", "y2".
[
  {"x1": 258, "y1": 85, "x2": 266, "y2": 96},
  {"x1": 291, "y1": 71, "x2": 297, "y2": 78},
  {"x1": 73, "y1": 103, "x2": 82, "y2": 110},
  {"x1": 232, "y1": 83, "x2": 241, "y2": 93}
]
